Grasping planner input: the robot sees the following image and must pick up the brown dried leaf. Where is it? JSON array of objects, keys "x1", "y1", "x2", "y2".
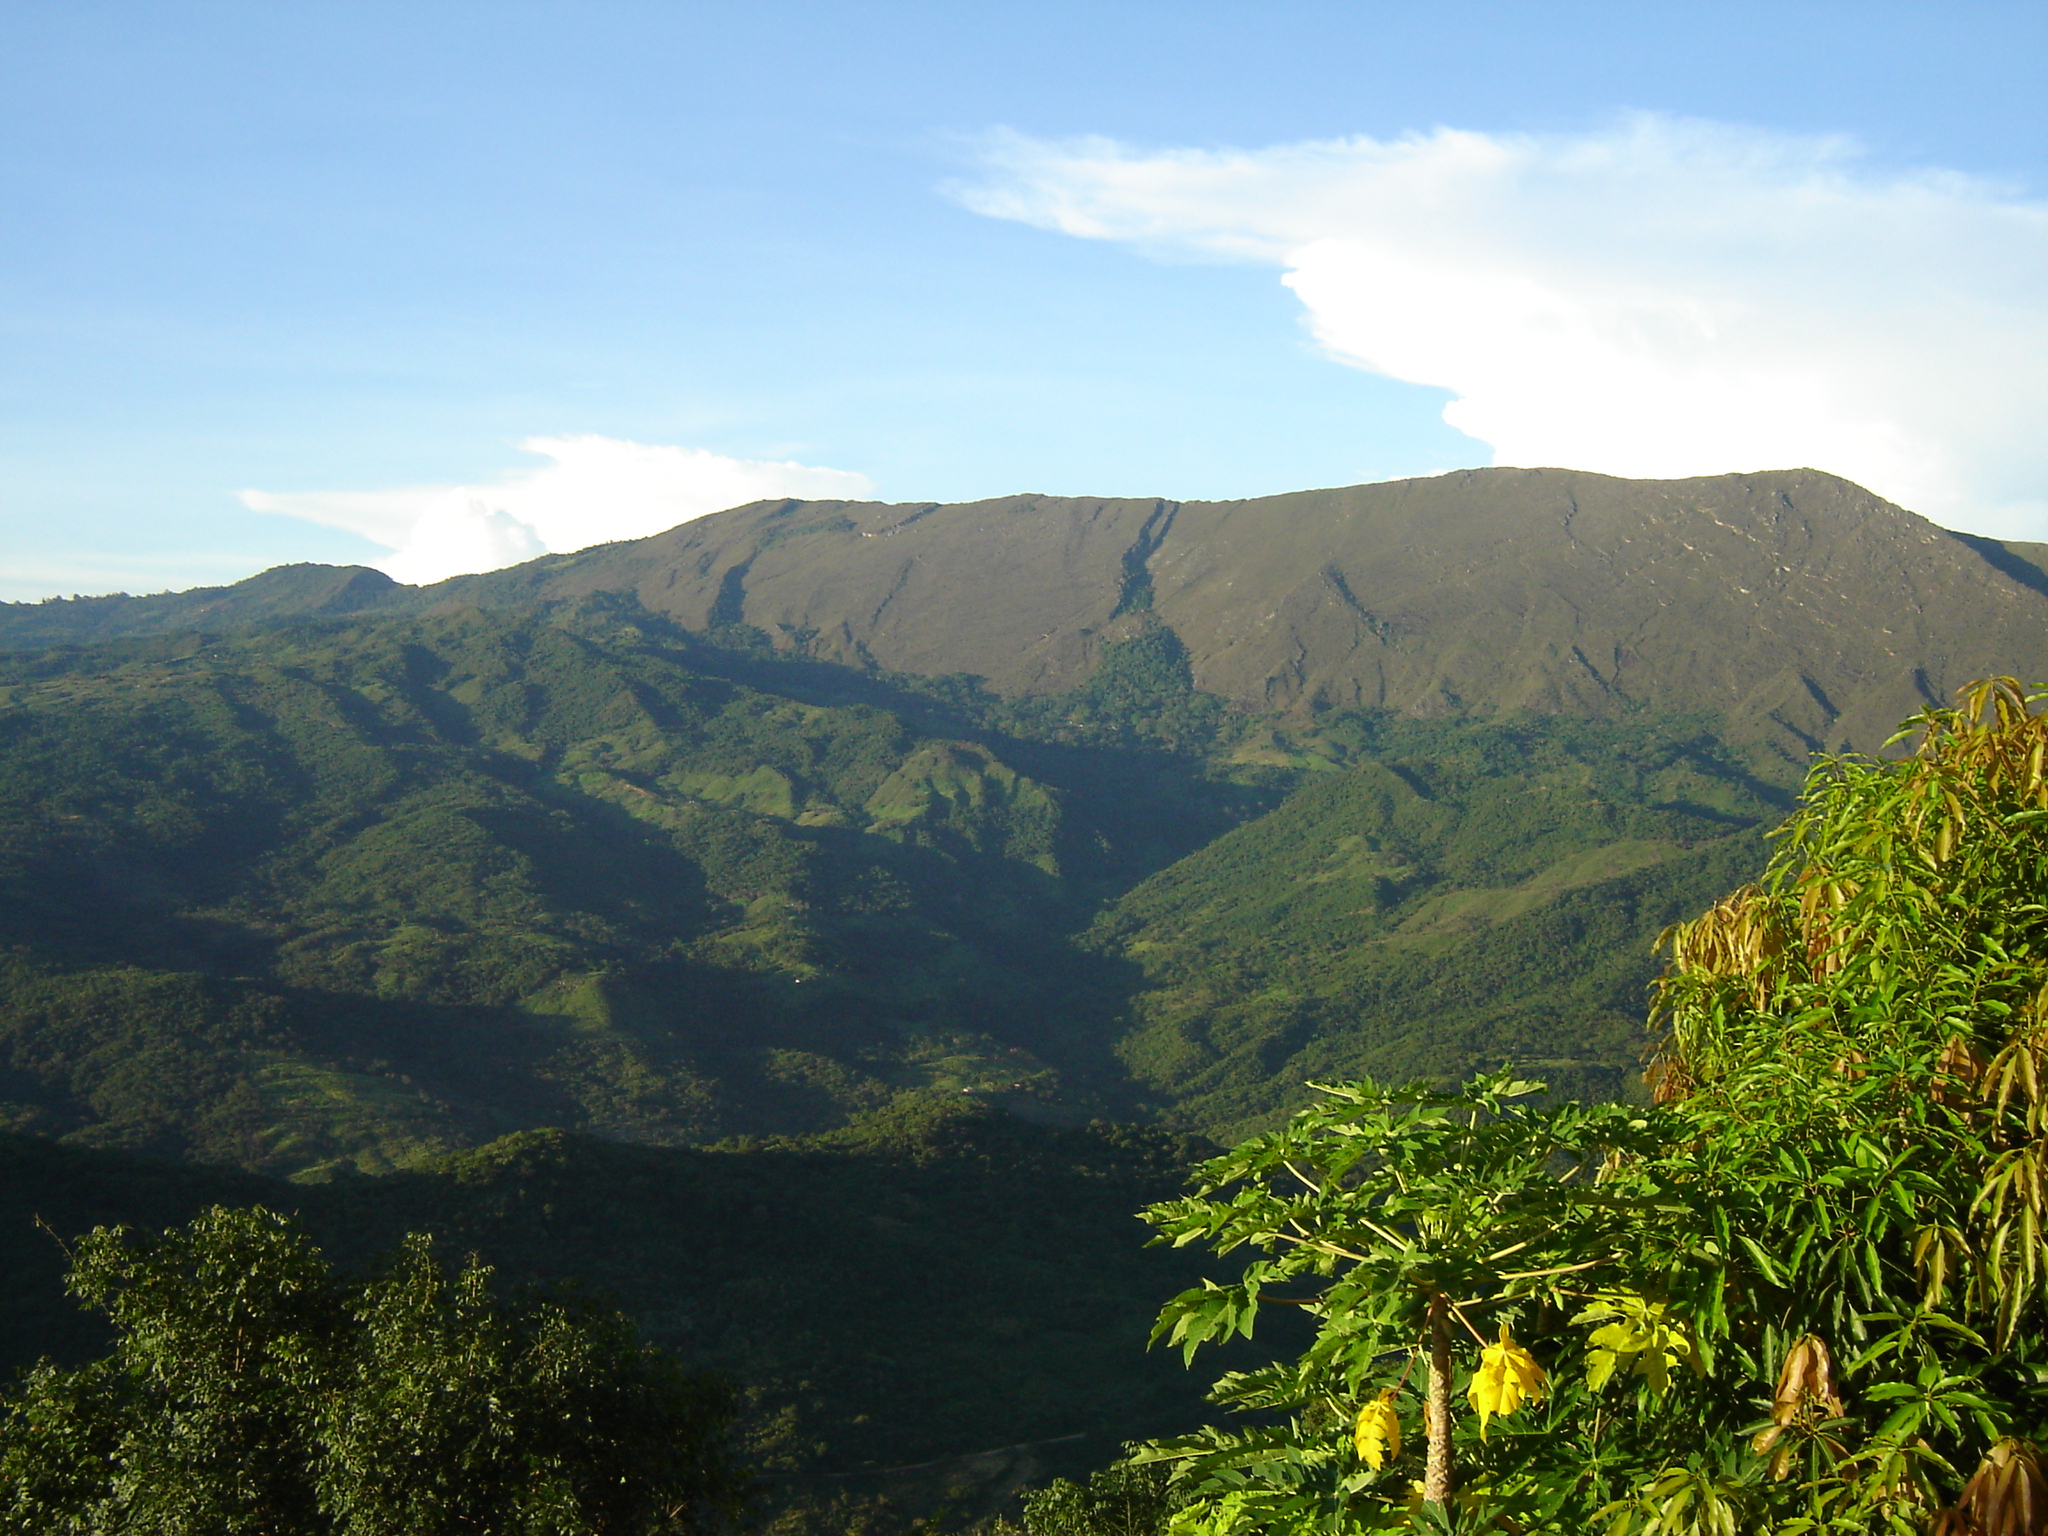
[
  {"x1": 1769, "y1": 1335, "x2": 1844, "y2": 1422},
  {"x1": 1957, "y1": 1439, "x2": 2048, "y2": 1536}
]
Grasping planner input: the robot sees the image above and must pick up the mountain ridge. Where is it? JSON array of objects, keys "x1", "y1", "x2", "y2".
[
  {"x1": 0, "y1": 563, "x2": 400, "y2": 650},
  {"x1": 12, "y1": 468, "x2": 2045, "y2": 765},
  {"x1": 462, "y1": 466, "x2": 2042, "y2": 760}
]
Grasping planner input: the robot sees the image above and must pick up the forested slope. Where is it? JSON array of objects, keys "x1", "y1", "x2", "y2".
[
  {"x1": 0, "y1": 601, "x2": 1256, "y2": 1175},
  {"x1": 1089, "y1": 713, "x2": 1786, "y2": 1138},
  {"x1": 0, "y1": 563, "x2": 397, "y2": 650},
  {"x1": 0, "y1": 1096, "x2": 1235, "y2": 1486},
  {"x1": 0, "y1": 586, "x2": 1818, "y2": 1167}
]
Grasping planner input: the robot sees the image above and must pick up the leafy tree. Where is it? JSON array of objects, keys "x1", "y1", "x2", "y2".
[
  {"x1": 994, "y1": 1460, "x2": 1192, "y2": 1536},
  {"x1": 1127, "y1": 679, "x2": 2048, "y2": 1532},
  {"x1": 0, "y1": 1206, "x2": 741, "y2": 1534}
]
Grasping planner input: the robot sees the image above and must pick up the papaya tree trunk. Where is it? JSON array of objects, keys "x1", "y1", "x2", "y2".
[{"x1": 1425, "y1": 1291, "x2": 1453, "y2": 1506}]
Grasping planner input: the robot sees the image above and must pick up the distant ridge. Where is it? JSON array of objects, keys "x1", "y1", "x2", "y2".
[
  {"x1": 0, "y1": 563, "x2": 398, "y2": 650},
  {"x1": 14, "y1": 468, "x2": 2048, "y2": 756}
]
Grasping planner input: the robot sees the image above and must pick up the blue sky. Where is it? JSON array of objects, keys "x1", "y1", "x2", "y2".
[{"x1": 2, "y1": 1, "x2": 2043, "y2": 597}]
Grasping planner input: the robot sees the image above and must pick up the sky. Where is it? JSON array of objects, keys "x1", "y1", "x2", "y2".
[{"x1": 1, "y1": 1, "x2": 2043, "y2": 598}]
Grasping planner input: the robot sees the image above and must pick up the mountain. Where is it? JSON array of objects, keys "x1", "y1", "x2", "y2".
[
  {"x1": 5, "y1": 467, "x2": 2048, "y2": 1174},
  {"x1": 418, "y1": 467, "x2": 2048, "y2": 763},
  {"x1": 12, "y1": 468, "x2": 2048, "y2": 764}
]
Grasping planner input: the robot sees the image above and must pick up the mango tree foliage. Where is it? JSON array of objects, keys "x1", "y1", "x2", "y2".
[{"x1": 1133, "y1": 680, "x2": 2048, "y2": 1534}]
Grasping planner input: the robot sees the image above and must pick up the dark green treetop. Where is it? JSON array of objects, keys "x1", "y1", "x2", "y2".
[{"x1": 0, "y1": 1205, "x2": 741, "y2": 1535}]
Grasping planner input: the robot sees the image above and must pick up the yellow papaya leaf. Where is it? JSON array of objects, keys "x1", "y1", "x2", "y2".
[
  {"x1": 1468, "y1": 1324, "x2": 1546, "y2": 1438},
  {"x1": 1575, "y1": 1292, "x2": 1699, "y2": 1397},
  {"x1": 1585, "y1": 1346, "x2": 1622, "y2": 1392},
  {"x1": 1353, "y1": 1388, "x2": 1401, "y2": 1469},
  {"x1": 1589, "y1": 1321, "x2": 1649, "y2": 1352},
  {"x1": 1642, "y1": 1341, "x2": 1672, "y2": 1398}
]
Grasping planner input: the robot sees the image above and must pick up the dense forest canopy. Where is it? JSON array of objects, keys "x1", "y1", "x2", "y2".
[
  {"x1": 0, "y1": 597, "x2": 1795, "y2": 1174},
  {"x1": 0, "y1": 1099, "x2": 1234, "y2": 1507}
]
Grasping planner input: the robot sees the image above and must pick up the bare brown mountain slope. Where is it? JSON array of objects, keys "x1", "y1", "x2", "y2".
[{"x1": 430, "y1": 467, "x2": 2048, "y2": 756}]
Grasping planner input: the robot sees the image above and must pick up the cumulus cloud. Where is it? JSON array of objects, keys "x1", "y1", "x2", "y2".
[
  {"x1": 956, "y1": 116, "x2": 2048, "y2": 537},
  {"x1": 244, "y1": 435, "x2": 876, "y2": 585}
]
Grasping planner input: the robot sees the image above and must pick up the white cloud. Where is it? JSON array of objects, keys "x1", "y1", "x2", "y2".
[
  {"x1": 956, "y1": 116, "x2": 2048, "y2": 538},
  {"x1": 243, "y1": 435, "x2": 876, "y2": 585}
]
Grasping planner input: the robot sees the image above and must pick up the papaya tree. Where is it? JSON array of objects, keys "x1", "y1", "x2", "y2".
[{"x1": 1131, "y1": 679, "x2": 2048, "y2": 1534}]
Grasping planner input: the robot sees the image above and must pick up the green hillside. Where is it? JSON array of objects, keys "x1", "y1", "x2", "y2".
[
  {"x1": 0, "y1": 581, "x2": 1817, "y2": 1171},
  {"x1": 1089, "y1": 712, "x2": 1787, "y2": 1139},
  {"x1": 0, "y1": 600, "x2": 1258, "y2": 1176}
]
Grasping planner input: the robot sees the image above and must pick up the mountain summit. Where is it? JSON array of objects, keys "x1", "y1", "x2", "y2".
[
  {"x1": 9, "y1": 468, "x2": 2047, "y2": 758},
  {"x1": 423, "y1": 466, "x2": 2048, "y2": 756}
]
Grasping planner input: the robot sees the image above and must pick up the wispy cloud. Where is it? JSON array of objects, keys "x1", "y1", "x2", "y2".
[
  {"x1": 244, "y1": 435, "x2": 876, "y2": 585},
  {"x1": 956, "y1": 116, "x2": 2048, "y2": 537}
]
